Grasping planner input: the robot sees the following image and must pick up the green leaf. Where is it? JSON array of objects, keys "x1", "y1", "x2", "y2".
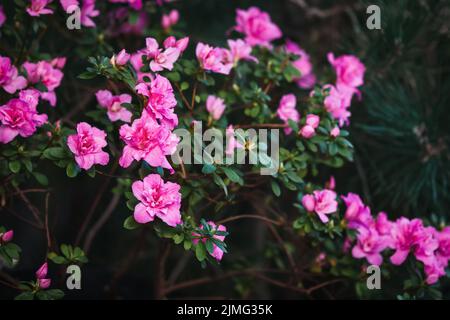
[
  {"x1": 183, "y1": 240, "x2": 192, "y2": 251},
  {"x1": 43, "y1": 147, "x2": 67, "y2": 160},
  {"x1": 33, "y1": 172, "x2": 48, "y2": 186},
  {"x1": 8, "y1": 161, "x2": 21, "y2": 173},
  {"x1": 15, "y1": 292, "x2": 35, "y2": 300},
  {"x1": 213, "y1": 173, "x2": 228, "y2": 197},
  {"x1": 60, "y1": 244, "x2": 71, "y2": 259},
  {"x1": 44, "y1": 289, "x2": 64, "y2": 300},
  {"x1": 205, "y1": 239, "x2": 214, "y2": 254},
  {"x1": 271, "y1": 180, "x2": 281, "y2": 197},
  {"x1": 221, "y1": 167, "x2": 243, "y2": 185},
  {"x1": 123, "y1": 216, "x2": 140, "y2": 230},
  {"x1": 201, "y1": 164, "x2": 216, "y2": 174},
  {"x1": 66, "y1": 162, "x2": 79, "y2": 178},
  {"x1": 195, "y1": 243, "x2": 207, "y2": 262}
]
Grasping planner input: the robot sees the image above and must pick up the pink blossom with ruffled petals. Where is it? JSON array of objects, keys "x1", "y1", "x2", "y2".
[
  {"x1": 23, "y1": 60, "x2": 64, "y2": 107},
  {"x1": 96, "y1": 90, "x2": 132, "y2": 123},
  {"x1": 119, "y1": 111, "x2": 179, "y2": 171},
  {"x1": 352, "y1": 227, "x2": 386, "y2": 266},
  {"x1": 193, "y1": 221, "x2": 227, "y2": 261},
  {"x1": 0, "y1": 6, "x2": 6, "y2": 27},
  {"x1": 0, "y1": 91, "x2": 48, "y2": 144},
  {"x1": 285, "y1": 40, "x2": 316, "y2": 89},
  {"x1": 328, "y1": 53, "x2": 365, "y2": 88},
  {"x1": 1, "y1": 230, "x2": 13, "y2": 243},
  {"x1": 27, "y1": 0, "x2": 54, "y2": 16},
  {"x1": 206, "y1": 95, "x2": 226, "y2": 120},
  {"x1": 276, "y1": 94, "x2": 299, "y2": 135},
  {"x1": 414, "y1": 226, "x2": 439, "y2": 265},
  {"x1": 163, "y1": 36, "x2": 190, "y2": 53},
  {"x1": 228, "y1": 39, "x2": 258, "y2": 65},
  {"x1": 323, "y1": 84, "x2": 353, "y2": 126},
  {"x1": 0, "y1": 56, "x2": 27, "y2": 94},
  {"x1": 60, "y1": 0, "x2": 79, "y2": 11},
  {"x1": 196, "y1": 42, "x2": 233, "y2": 75},
  {"x1": 132, "y1": 174, "x2": 181, "y2": 227},
  {"x1": 235, "y1": 7, "x2": 282, "y2": 47},
  {"x1": 161, "y1": 9, "x2": 179, "y2": 30},
  {"x1": 389, "y1": 217, "x2": 426, "y2": 265},
  {"x1": 67, "y1": 122, "x2": 109, "y2": 170},
  {"x1": 436, "y1": 227, "x2": 450, "y2": 266},
  {"x1": 312, "y1": 189, "x2": 337, "y2": 223},
  {"x1": 341, "y1": 193, "x2": 373, "y2": 230},
  {"x1": 144, "y1": 37, "x2": 181, "y2": 72},
  {"x1": 135, "y1": 74, "x2": 178, "y2": 129},
  {"x1": 424, "y1": 258, "x2": 446, "y2": 285}
]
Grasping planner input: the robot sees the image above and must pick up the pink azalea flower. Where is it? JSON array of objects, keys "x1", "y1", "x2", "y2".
[
  {"x1": 206, "y1": 95, "x2": 226, "y2": 120},
  {"x1": 235, "y1": 7, "x2": 282, "y2": 47},
  {"x1": 225, "y1": 125, "x2": 244, "y2": 156},
  {"x1": 35, "y1": 262, "x2": 48, "y2": 279},
  {"x1": 38, "y1": 278, "x2": 51, "y2": 289},
  {"x1": 0, "y1": 91, "x2": 48, "y2": 144},
  {"x1": 1, "y1": 230, "x2": 13, "y2": 243},
  {"x1": 161, "y1": 9, "x2": 179, "y2": 30},
  {"x1": 118, "y1": 110, "x2": 179, "y2": 171},
  {"x1": 144, "y1": 37, "x2": 180, "y2": 72},
  {"x1": 67, "y1": 122, "x2": 110, "y2": 170},
  {"x1": 276, "y1": 94, "x2": 299, "y2": 135},
  {"x1": 0, "y1": 6, "x2": 6, "y2": 27},
  {"x1": 27, "y1": 0, "x2": 54, "y2": 17},
  {"x1": 193, "y1": 221, "x2": 227, "y2": 261},
  {"x1": 0, "y1": 56, "x2": 27, "y2": 94},
  {"x1": 301, "y1": 194, "x2": 315, "y2": 212},
  {"x1": 135, "y1": 74, "x2": 178, "y2": 129},
  {"x1": 436, "y1": 227, "x2": 450, "y2": 266},
  {"x1": 196, "y1": 42, "x2": 233, "y2": 75},
  {"x1": 323, "y1": 84, "x2": 353, "y2": 127},
  {"x1": 23, "y1": 60, "x2": 64, "y2": 107},
  {"x1": 51, "y1": 57, "x2": 67, "y2": 69},
  {"x1": 300, "y1": 125, "x2": 315, "y2": 139},
  {"x1": 285, "y1": 39, "x2": 316, "y2": 89},
  {"x1": 111, "y1": 49, "x2": 130, "y2": 67},
  {"x1": 95, "y1": 90, "x2": 132, "y2": 123},
  {"x1": 328, "y1": 53, "x2": 366, "y2": 88},
  {"x1": 163, "y1": 36, "x2": 190, "y2": 53},
  {"x1": 227, "y1": 39, "x2": 258, "y2": 65},
  {"x1": 132, "y1": 174, "x2": 182, "y2": 227},
  {"x1": 414, "y1": 226, "x2": 439, "y2": 265},
  {"x1": 312, "y1": 189, "x2": 338, "y2": 223},
  {"x1": 305, "y1": 114, "x2": 320, "y2": 129},
  {"x1": 341, "y1": 193, "x2": 373, "y2": 230},
  {"x1": 351, "y1": 227, "x2": 386, "y2": 266},
  {"x1": 389, "y1": 217, "x2": 426, "y2": 265},
  {"x1": 424, "y1": 258, "x2": 446, "y2": 285},
  {"x1": 330, "y1": 126, "x2": 340, "y2": 137},
  {"x1": 80, "y1": 0, "x2": 99, "y2": 28}
]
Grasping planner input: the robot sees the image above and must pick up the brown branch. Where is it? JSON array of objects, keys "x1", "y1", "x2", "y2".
[{"x1": 216, "y1": 214, "x2": 283, "y2": 226}]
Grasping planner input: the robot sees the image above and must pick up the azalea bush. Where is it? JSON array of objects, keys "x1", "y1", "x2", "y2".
[{"x1": 0, "y1": 0, "x2": 449, "y2": 300}]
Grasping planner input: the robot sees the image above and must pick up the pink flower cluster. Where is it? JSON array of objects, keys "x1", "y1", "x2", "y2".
[
  {"x1": 96, "y1": 89, "x2": 132, "y2": 123},
  {"x1": 132, "y1": 174, "x2": 182, "y2": 227},
  {"x1": 342, "y1": 192, "x2": 450, "y2": 284},
  {"x1": 35, "y1": 262, "x2": 51, "y2": 289},
  {"x1": 302, "y1": 189, "x2": 338, "y2": 223},
  {"x1": 0, "y1": 89, "x2": 48, "y2": 144},
  {"x1": 323, "y1": 53, "x2": 365, "y2": 126},
  {"x1": 285, "y1": 40, "x2": 316, "y2": 89},
  {"x1": 193, "y1": 221, "x2": 227, "y2": 261},
  {"x1": 23, "y1": 58, "x2": 65, "y2": 106},
  {"x1": 0, "y1": 55, "x2": 27, "y2": 94},
  {"x1": 67, "y1": 122, "x2": 110, "y2": 170},
  {"x1": 234, "y1": 7, "x2": 282, "y2": 47},
  {"x1": 276, "y1": 94, "x2": 299, "y2": 135}
]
